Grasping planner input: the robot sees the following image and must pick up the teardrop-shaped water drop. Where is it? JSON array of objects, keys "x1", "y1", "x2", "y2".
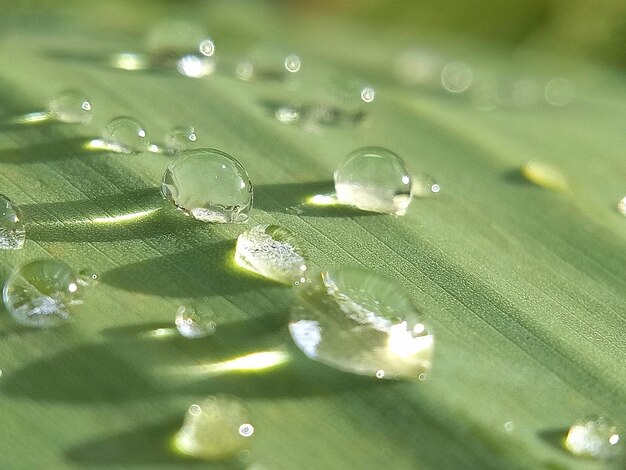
[
  {"x1": 234, "y1": 224, "x2": 308, "y2": 285},
  {"x1": 334, "y1": 147, "x2": 413, "y2": 215},
  {"x1": 289, "y1": 268, "x2": 433, "y2": 380},
  {"x1": 3, "y1": 260, "x2": 92, "y2": 328},
  {"x1": 0, "y1": 194, "x2": 25, "y2": 250},
  {"x1": 173, "y1": 395, "x2": 253, "y2": 460},
  {"x1": 47, "y1": 90, "x2": 93, "y2": 125},
  {"x1": 102, "y1": 117, "x2": 148, "y2": 154},
  {"x1": 161, "y1": 148, "x2": 253, "y2": 223}
]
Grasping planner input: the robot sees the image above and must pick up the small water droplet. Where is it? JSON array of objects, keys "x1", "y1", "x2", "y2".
[
  {"x1": 165, "y1": 126, "x2": 197, "y2": 154},
  {"x1": 173, "y1": 395, "x2": 252, "y2": 460},
  {"x1": 360, "y1": 86, "x2": 375, "y2": 103},
  {"x1": 441, "y1": 62, "x2": 473, "y2": 93},
  {"x1": 0, "y1": 194, "x2": 25, "y2": 250},
  {"x1": 177, "y1": 54, "x2": 215, "y2": 78},
  {"x1": 545, "y1": 77, "x2": 575, "y2": 106},
  {"x1": 275, "y1": 105, "x2": 301, "y2": 124},
  {"x1": 334, "y1": 147, "x2": 413, "y2": 215},
  {"x1": 3, "y1": 260, "x2": 93, "y2": 328},
  {"x1": 289, "y1": 268, "x2": 434, "y2": 380},
  {"x1": 175, "y1": 305, "x2": 216, "y2": 339},
  {"x1": 76, "y1": 268, "x2": 99, "y2": 287},
  {"x1": 47, "y1": 90, "x2": 93, "y2": 125},
  {"x1": 284, "y1": 54, "x2": 301, "y2": 73},
  {"x1": 234, "y1": 225, "x2": 308, "y2": 285},
  {"x1": 504, "y1": 421, "x2": 514, "y2": 432},
  {"x1": 102, "y1": 117, "x2": 148, "y2": 153},
  {"x1": 564, "y1": 416, "x2": 621, "y2": 460},
  {"x1": 161, "y1": 148, "x2": 253, "y2": 223},
  {"x1": 198, "y1": 38, "x2": 215, "y2": 57},
  {"x1": 521, "y1": 161, "x2": 569, "y2": 192},
  {"x1": 412, "y1": 174, "x2": 441, "y2": 197},
  {"x1": 617, "y1": 197, "x2": 626, "y2": 215}
]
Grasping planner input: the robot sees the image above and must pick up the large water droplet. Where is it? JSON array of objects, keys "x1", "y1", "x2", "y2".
[
  {"x1": 289, "y1": 268, "x2": 434, "y2": 380},
  {"x1": 564, "y1": 416, "x2": 621, "y2": 460},
  {"x1": 161, "y1": 148, "x2": 253, "y2": 223},
  {"x1": 165, "y1": 126, "x2": 197, "y2": 154},
  {"x1": 234, "y1": 225, "x2": 308, "y2": 285},
  {"x1": 3, "y1": 260, "x2": 92, "y2": 328},
  {"x1": 102, "y1": 117, "x2": 148, "y2": 153},
  {"x1": 334, "y1": 147, "x2": 413, "y2": 215},
  {"x1": 0, "y1": 194, "x2": 25, "y2": 250},
  {"x1": 47, "y1": 90, "x2": 93, "y2": 125},
  {"x1": 175, "y1": 305, "x2": 216, "y2": 339},
  {"x1": 173, "y1": 395, "x2": 253, "y2": 460}
]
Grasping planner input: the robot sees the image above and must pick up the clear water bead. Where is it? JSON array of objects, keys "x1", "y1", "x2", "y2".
[
  {"x1": 0, "y1": 194, "x2": 25, "y2": 250},
  {"x1": 234, "y1": 225, "x2": 308, "y2": 285},
  {"x1": 565, "y1": 416, "x2": 621, "y2": 460},
  {"x1": 173, "y1": 395, "x2": 252, "y2": 460},
  {"x1": 3, "y1": 260, "x2": 90, "y2": 328},
  {"x1": 289, "y1": 268, "x2": 434, "y2": 380},
  {"x1": 334, "y1": 147, "x2": 413, "y2": 215},
  {"x1": 175, "y1": 305, "x2": 216, "y2": 339},
  {"x1": 412, "y1": 173, "x2": 441, "y2": 197},
  {"x1": 161, "y1": 148, "x2": 253, "y2": 223},
  {"x1": 47, "y1": 90, "x2": 93, "y2": 125},
  {"x1": 165, "y1": 126, "x2": 197, "y2": 154},
  {"x1": 102, "y1": 117, "x2": 148, "y2": 153}
]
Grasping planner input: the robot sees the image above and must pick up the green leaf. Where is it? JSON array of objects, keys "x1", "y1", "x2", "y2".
[{"x1": 0, "y1": 3, "x2": 624, "y2": 469}]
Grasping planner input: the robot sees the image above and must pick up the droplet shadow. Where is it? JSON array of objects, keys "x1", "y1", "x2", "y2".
[
  {"x1": 0, "y1": 135, "x2": 104, "y2": 163},
  {"x1": 255, "y1": 181, "x2": 376, "y2": 218},
  {"x1": 538, "y1": 428, "x2": 568, "y2": 455}
]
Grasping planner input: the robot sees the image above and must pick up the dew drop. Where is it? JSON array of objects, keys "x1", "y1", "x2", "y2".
[
  {"x1": 173, "y1": 395, "x2": 252, "y2": 460},
  {"x1": 102, "y1": 117, "x2": 148, "y2": 154},
  {"x1": 275, "y1": 105, "x2": 300, "y2": 124},
  {"x1": 289, "y1": 268, "x2": 434, "y2": 380},
  {"x1": 564, "y1": 416, "x2": 621, "y2": 460},
  {"x1": 175, "y1": 305, "x2": 216, "y2": 339},
  {"x1": 234, "y1": 224, "x2": 308, "y2": 285},
  {"x1": 161, "y1": 148, "x2": 253, "y2": 223},
  {"x1": 3, "y1": 260, "x2": 93, "y2": 328},
  {"x1": 334, "y1": 147, "x2": 413, "y2": 215},
  {"x1": 176, "y1": 54, "x2": 215, "y2": 78},
  {"x1": 284, "y1": 54, "x2": 301, "y2": 73},
  {"x1": 165, "y1": 126, "x2": 197, "y2": 154},
  {"x1": 47, "y1": 90, "x2": 93, "y2": 125},
  {"x1": 441, "y1": 62, "x2": 473, "y2": 93},
  {"x1": 198, "y1": 38, "x2": 215, "y2": 57},
  {"x1": 0, "y1": 194, "x2": 25, "y2": 250},
  {"x1": 412, "y1": 173, "x2": 441, "y2": 197}
]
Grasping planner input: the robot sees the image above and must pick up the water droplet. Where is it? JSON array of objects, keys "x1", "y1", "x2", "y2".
[
  {"x1": 545, "y1": 77, "x2": 575, "y2": 106},
  {"x1": 504, "y1": 421, "x2": 514, "y2": 432},
  {"x1": 236, "y1": 47, "x2": 300, "y2": 81},
  {"x1": 165, "y1": 126, "x2": 197, "y2": 154},
  {"x1": 234, "y1": 225, "x2": 308, "y2": 285},
  {"x1": 47, "y1": 90, "x2": 93, "y2": 125},
  {"x1": 521, "y1": 161, "x2": 569, "y2": 192},
  {"x1": 334, "y1": 147, "x2": 413, "y2": 215},
  {"x1": 275, "y1": 105, "x2": 300, "y2": 124},
  {"x1": 284, "y1": 55, "x2": 301, "y2": 73},
  {"x1": 3, "y1": 260, "x2": 92, "y2": 328},
  {"x1": 198, "y1": 38, "x2": 215, "y2": 57},
  {"x1": 441, "y1": 62, "x2": 473, "y2": 93},
  {"x1": 0, "y1": 194, "x2": 25, "y2": 250},
  {"x1": 175, "y1": 305, "x2": 216, "y2": 339},
  {"x1": 176, "y1": 55, "x2": 215, "y2": 78},
  {"x1": 76, "y1": 268, "x2": 99, "y2": 287},
  {"x1": 289, "y1": 268, "x2": 434, "y2": 380},
  {"x1": 412, "y1": 174, "x2": 441, "y2": 197},
  {"x1": 173, "y1": 395, "x2": 252, "y2": 460},
  {"x1": 161, "y1": 148, "x2": 253, "y2": 223},
  {"x1": 617, "y1": 197, "x2": 626, "y2": 215},
  {"x1": 564, "y1": 416, "x2": 621, "y2": 460},
  {"x1": 102, "y1": 117, "x2": 148, "y2": 154}
]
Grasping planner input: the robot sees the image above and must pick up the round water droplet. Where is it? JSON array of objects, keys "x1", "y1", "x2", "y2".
[
  {"x1": 176, "y1": 54, "x2": 215, "y2": 78},
  {"x1": 412, "y1": 173, "x2": 441, "y2": 198},
  {"x1": 198, "y1": 38, "x2": 215, "y2": 57},
  {"x1": 165, "y1": 126, "x2": 197, "y2": 154},
  {"x1": 0, "y1": 194, "x2": 25, "y2": 250},
  {"x1": 175, "y1": 305, "x2": 216, "y2": 339},
  {"x1": 234, "y1": 225, "x2": 308, "y2": 285},
  {"x1": 102, "y1": 117, "x2": 148, "y2": 154},
  {"x1": 334, "y1": 147, "x2": 413, "y2": 215},
  {"x1": 161, "y1": 148, "x2": 253, "y2": 223},
  {"x1": 289, "y1": 268, "x2": 434, "y2": 380},
  {"x1": 173, "y1": 395, "x2": 252, "y2": 460},
  {"x1": 545, "y1": 77, "x2": 575, "y2": 106},
  {"x1": 284, "y1": 54, "x2": 301, "y2": 73},
  {"x1": 3, "y1": 260, "x2": 90, "y2": 328},
  {"x1": 47, "y1": 90, "x2": 93, "y2": 125},
  {"x1": 441, "y1": 62, "x2": 473, "y2": 93},
  {"x1": 565, "y1": 416, "x2": 621, "y2": 460}
]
